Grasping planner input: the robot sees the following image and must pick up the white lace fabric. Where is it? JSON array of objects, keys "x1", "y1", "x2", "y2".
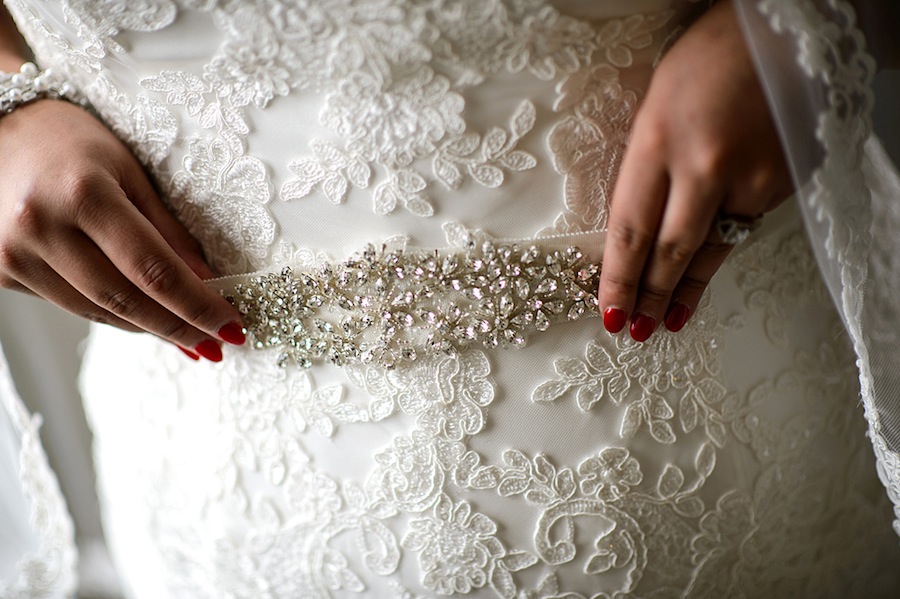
[
  {"x1": 1, "y1": 0, "x2": 899, "y2": 597},
  {"x1": 0, "y1": 340, "x2": 77, "y2": 598},
  {"x1": 736, "y1": 0, "x2": 900, "y2": 541}
]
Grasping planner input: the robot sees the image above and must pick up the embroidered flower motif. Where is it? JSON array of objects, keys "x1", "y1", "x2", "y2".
[
  {"x1": 205, "y1": 6, "x2": 295, "y2": 108},
  {"x1": 730, "y1": 234, "x2": 826, "y2": 347},
  {"x1": 269, "y1": 240, "x2": 331, "y2": 271},
  {"x1": 215, "y1": 515, "x2": 368, "y2": 597},
  {"x1": 686, "y1": 491, "x2": 758, "y2": 595},
  {"x1": 63, "y1": 0, "x2": 177, "y2": 59},
  {"x1": 169, "y1": 137, "x2": 276, "y2": 273},
  {"x1": 388, "y1": 351, "x2": 494, "y2": 440},
  {"x1": 280, "y1": 139, "x2": 373, "y2": 205},
  {"x1": 285, "y1": 370, "x2": 364, "y2": 438},
  {"x1": 370, "y1": 430, "x2": 463, "y2": 512},
  {"x1": 596, "y1": 13, "x2": 673, "y2": 68},
  {"x1": 217, "y1": 350, "x2": 289, "y2": 433},
  {"x1": 577, "y1": 447, "x2": 643, "y2": 500},
  {"x1": 346, "y1": 351, "x2": 495, "y2": 443},
  {"x1": 693, "y1": 492, "x2": 755, "y2": 556},
  {"x1": 617, "y1": 323, "x2": 719, "y2": 394},
  {"x1": 534, "y1": 297, "x2": 724, "y2": 444},
  {"x1": 586, "y1": 526, "x2": 638, "y2": 575},
  {"x1": 486, "y1": 450, "x2": 578, "y2": 506},
  {"x1": 284, "y1": 466, "x2": 343, "y2": 525},
  {"x1": 499, "y1": 5, "x2": 596, "y2": 80},
  {"x1": 89, "y1": 75, "x2": 177, "y2": 171},
  {"x1": 532, "y1": 338, "x2": 677, "y2": 444},
  {"x1": 261, "y1": 2, "x2": 337, "y2": 89},
  {"x1": 422, "y1": 0, "x2": 510, "y2": 82},
  {"x1": 548, "y1": 78, "x2": 637, "y2": 233},
  {"x1": 322, "y1": 67, "x2": 464, "y2": 168},
  {"x1": 403, "y1": 494, "x2": 504, "y2": 595},
  {"x1": 433, "y1": 100, "x2": 537, "y2": 190}
]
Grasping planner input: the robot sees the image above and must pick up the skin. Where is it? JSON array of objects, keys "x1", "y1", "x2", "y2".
[
  {"x1": 0, "y1": 0, "x2": 791, "y2": 354},
  {"x1": 598, "y1": 0, "x2": 793, "y2": 340},
  {"x1": 0, "y1": 7, "x2": 244, "y2": 361}
]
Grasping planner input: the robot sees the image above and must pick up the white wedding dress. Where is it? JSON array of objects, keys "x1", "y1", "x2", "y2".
[{"x1": 3, "y1": 0, "x2": 900, "y2": 597}]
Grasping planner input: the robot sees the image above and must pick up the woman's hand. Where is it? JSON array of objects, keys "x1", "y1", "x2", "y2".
[
  {"x1": 598, "y1": 0, "x2": 793, "y2": 341},
  {"x1": 0, "y1": 99, "x2": 245, "y2": 361}
]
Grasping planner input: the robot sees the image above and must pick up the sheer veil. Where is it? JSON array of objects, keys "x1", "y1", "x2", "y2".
[{"x1": 736, "y1": 0, "x2": 900, "y2": 535}]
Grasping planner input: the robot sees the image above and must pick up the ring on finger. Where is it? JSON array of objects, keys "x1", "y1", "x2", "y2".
[{"x1": 711, "y1": 211, "x2": 762, "y2": 245}]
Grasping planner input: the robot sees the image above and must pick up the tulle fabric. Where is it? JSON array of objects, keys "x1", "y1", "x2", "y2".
[{"x1": 736, "y1": 0, "x2": 900, "y2": 535}]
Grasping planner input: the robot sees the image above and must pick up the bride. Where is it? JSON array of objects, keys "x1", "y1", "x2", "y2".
[{"x1": 1, "y1": 0, "x2": 899, "y2": 596}]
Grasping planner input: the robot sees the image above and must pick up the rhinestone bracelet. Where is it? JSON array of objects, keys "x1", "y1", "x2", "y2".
[
  {"x1": 0, "y1": 62, "x2": 89, "y2": 116},
  {"x1": 220, "y1": 240, "x2": 602, "y2": 370}
]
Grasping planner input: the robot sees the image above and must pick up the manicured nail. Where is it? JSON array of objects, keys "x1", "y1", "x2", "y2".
[
  {"x1": 629, "y1": 314, "x2": 656, "y2": 342},
  {"x1": 664, "y1": 303, "x2": 691, "y2": 332},
  {"x1": 178, "y1": 346, "x2": 200, "y2": 361},
  {"x1": 603, "y1": 308, "x2": 627, "y2": 334},
  {"x1": 218, "y1": 322, "x2": 246, "y2": 345},
  {"x1": 195, "y1": 340, "x2": 223, "y2": 362}
]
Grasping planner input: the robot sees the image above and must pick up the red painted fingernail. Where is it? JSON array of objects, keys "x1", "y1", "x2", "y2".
[
  {"x1": 218, "y1": 322, "x2": 246, "y2": 345},
  {"x1": 603, "y1": 308, "x2": 627, "y2": 334},
  {"x1": 178, "y1": 346, "x2": 200, "y2": 361},
  {"x1": 195, "y1": 340, "x2": 223, "y2": 362},
  {"x1": 630, "y1": 314, "x2": 656, "y2": 342},
  {"x1": 665, "y1": 303, "x2": 691, "y2": 332}
]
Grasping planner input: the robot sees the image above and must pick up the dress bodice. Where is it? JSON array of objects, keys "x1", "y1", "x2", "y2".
[{"x1": 8, "y1": 0, "x2": 707, "y2": 273}]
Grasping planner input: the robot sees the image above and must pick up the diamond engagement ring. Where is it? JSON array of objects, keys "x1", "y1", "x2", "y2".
[{"x1": 712, "y1": 212, "x2": 762, "y2": 245}]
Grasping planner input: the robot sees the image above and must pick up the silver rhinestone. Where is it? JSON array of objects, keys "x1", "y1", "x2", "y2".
[
  {"x1": 535, "y1": 279, "x2": 558, "y2": 294},
  {"x1": 568, "y1": 303, "x2": 585, "y2": 320},
  {"x1": 442, "y1": 256, "x2": 458, "y2": 274},
  {"x1": 544, "y1": 301, "x2": 564, "y2": 315}
]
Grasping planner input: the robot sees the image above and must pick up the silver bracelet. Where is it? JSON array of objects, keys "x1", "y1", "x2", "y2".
[{"x1": 0, "y1": 62, "x2": 89, "y2": 115}]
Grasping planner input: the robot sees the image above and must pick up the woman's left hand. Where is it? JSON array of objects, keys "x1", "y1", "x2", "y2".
[{"x1": 598, "y1": 0, "x2": 794, "y2": 341}]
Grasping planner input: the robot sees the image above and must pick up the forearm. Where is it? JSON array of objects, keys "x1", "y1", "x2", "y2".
[{"x1": 0, "y1": 5, "x2": 30, "y2": 70}]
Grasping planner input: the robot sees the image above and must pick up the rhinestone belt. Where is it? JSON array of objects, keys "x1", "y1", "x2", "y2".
[{"x1": 210, "y1": 235, "x2": 604, "y2": 369}]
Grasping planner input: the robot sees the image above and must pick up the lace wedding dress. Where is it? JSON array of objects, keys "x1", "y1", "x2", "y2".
[{"x1": 3, "y1": 0, "x2": 900, "y2": 597}]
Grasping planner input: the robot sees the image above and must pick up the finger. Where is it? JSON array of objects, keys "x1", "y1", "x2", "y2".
[
  {"x1": 663, "y1": 238, "x2": 734, "y2": 332},
  {"x1": 630, "y1": 177, "x2": 721, "y2": 337},
  {"x1": 119, "y1": 163, "x2": 218, "y2": 280},
  {"x1": 20, "y1": 265, "x2": 145, "y2": 333},
  {"x1": 0, "y1": 262, "x2": 32, "y2": 294},
  {"x1": 176, "y1": 346, "x2": 201, "y2": 361},
  {"x1": 599, "y1": 144, "x2": 670, "y2": 336},
  {"x1": 43, "y1": 230, "x2": 224, "y2": 360},
  {"x1": 67, "y1": 178, "x2": 245, "y2": 346},
  {"x1": 662, "y1": 177, "x2": 770, "y2": 334},
  {"x1": 0, "y1": 247, "x2": 143, "y2": 332}
]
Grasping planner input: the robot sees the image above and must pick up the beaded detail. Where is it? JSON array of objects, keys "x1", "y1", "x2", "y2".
[
  {"x1": 0, "y1": 62, "x2": 88, "y2": 115},
  {"x1": 222, "y1": 241, "x2": 601, "y2": 369}
]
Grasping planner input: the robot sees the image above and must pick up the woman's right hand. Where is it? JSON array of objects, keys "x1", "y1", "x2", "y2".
[{"x1": 0, "y1": 98, "x2": 245, "y2": 361}]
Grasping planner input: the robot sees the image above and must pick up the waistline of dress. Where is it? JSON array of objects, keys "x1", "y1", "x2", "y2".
[{"x1": 207, "y1": 230, "x2": 607, "y2": 370}]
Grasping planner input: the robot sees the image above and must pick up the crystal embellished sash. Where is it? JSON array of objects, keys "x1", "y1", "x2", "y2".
[{"x1": 208, "y1": 232, "x2": 606, "y2": 369}]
